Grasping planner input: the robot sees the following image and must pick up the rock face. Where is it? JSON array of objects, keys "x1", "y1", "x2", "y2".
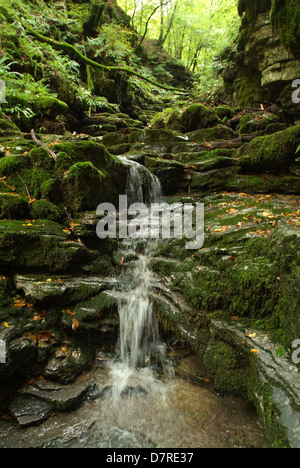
[{"x1": 222, "y1": 1, "x2": 300, "y2": 120}]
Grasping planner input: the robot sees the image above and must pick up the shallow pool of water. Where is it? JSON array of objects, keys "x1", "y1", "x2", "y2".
[{"x1": 0, "y1": 364, "x2": 265, "y2": 448}]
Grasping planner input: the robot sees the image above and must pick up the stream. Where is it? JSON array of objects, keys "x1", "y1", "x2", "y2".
[{"x1": 0, "y1": 157, "x2": 266, "y2": 449}]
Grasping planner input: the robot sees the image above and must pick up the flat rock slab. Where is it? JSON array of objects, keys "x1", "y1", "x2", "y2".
[
  {"x1": 23, "y1": 379, "x2": 92, "y2": 411},
  {"x1": 8, "y1": 395, "x2": 54, "y2": 427}
]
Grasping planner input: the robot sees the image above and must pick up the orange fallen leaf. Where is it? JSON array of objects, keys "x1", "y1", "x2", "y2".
[
  {"x1": 72, "y1": 317, "x2": 80, "y2": 332},
  {"x1": 65, "y1": 309, "x2": 76, "y2": 316},
  {"x1": 28, "y1": 330, "x2": 52, "y2": 343},
  {"x1": 14, "y1": 299, "x2": 27, "y2": 308}
]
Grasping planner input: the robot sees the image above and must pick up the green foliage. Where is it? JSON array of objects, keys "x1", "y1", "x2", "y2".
[
  {"x1": 119, "y1": 0, "x2": 239, "y2": 93},
  {"x1": 86, "y1": 23, "x2": 135, "y2": 65}
]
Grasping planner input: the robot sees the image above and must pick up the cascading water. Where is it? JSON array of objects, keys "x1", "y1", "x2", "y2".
[{"x1": 108, "y1": 157, "x2": 172, "y2": 399}]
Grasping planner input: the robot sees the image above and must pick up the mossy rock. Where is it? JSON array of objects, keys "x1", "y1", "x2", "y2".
[
  {"x1": 270, "y1": 0, "x2": 300, "y2": 55},
  {"x1": 203, "y1": 339, "x2": 248, "y2": 397},
  {"x1": 150, "y1": 107, "x2": 182, "y2": 131},
  {"x1": 215, "y1": 105, "x2": 235, "y2": 120},
  {"x1": 239, "y1": 113, "x2": 281, "y2": 135},
  {"x1": 239, "y1": 124, "x2": 300, "y2": 172},
  {"x1": 30, "y1": 199, "x2": 65, "y2": 223},
  {"x1": 187, "y1": 125, "x2": 235, "y2": 142},
  {"x1": 61, "y1": 161, "x2": 107, "y2": 213},
  {"x1": 180, "y1": 104, "x2": 221, "y2": 132},
  {"x1": 102, "y1": 132, "x2": 128, "y2": 148},
  {"x1": 52, "y1": 140, "x2": 117, "y2": 171},
  {"x1": 0, "y1": 193, "x2": 29, "y2": 219},
  {"x1": 0, "y1": 155, "x2": 23, "y2": 176},
  {"x1": 62, "y1": 291, "x2": 119, "y2": 332},
  {"x1": 33, "y1": 97, "x2": 68, "y2": 118},
  {"x1": 0, "y1": 219, "x2": 92, "y2": 272},
  {"x1": 145, "y1": 157, "x2": 185, "y2": 195},
  {"x1": 0, "y1": 118, "x2": 21, "y2": 136}
]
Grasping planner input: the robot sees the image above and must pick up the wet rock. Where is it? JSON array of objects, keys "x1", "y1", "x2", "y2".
[
  {"x1": 14, "y1": 274, "x2": 117, "y2": 306},
  {"x1": 145, "y1": 157, "x2": 185, "y2": 195},
  {"x1": 23, "y1": 379, "x2": 92, "y2": 412},
  {"x1": 43, "y1": 345, "x2": 94, "y2": 384},
  {"x1": 174, "y1": 347, "x2": 213, "y2": 390},
  {"x1": 61, "y1": 290, "x2": 119, "y2": 334},
  {"x1": 0, "y1": 220, "x2": 92, "y2": 272},
  {"x1": 187, "y1": 125, "x2": 235, "y2": 142},
  {"x1": 210, "y1": 320, "x2": 300, "y2": 448},
  {"x1": 8, "y1": 395, "x2": 54, "y2": 427},
  {"x1": 0, "y1": 330, "x2": 37, "y2": 382}
]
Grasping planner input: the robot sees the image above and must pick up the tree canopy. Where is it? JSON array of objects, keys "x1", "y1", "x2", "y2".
[{"x1": 118, "y1": 0, "x2": 240, "y2": 90}]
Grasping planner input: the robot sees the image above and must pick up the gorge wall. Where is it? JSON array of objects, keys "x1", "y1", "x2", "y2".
[{"x1": 222, "y1": 0, "x2": 300, "y2": 121}]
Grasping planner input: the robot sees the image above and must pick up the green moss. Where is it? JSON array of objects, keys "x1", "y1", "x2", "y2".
[
  {"x1": 61, "y1": 161, "x2": 106, "y2": 213},
  {"x1": 247, "y1": 362, "x2": 290, "y2": 447},
  {"x1": 30, "y1": 199, "x2": 64, "y2": 222},
  {"x1": 0, "y1": 193, "x2": 29, "y2": 219},
  {"x1": 151, "y1": 107, "x2": 181, "y2": 130},
  {"x1": 0, "y1": 118, "x2": 21, "y2": 136},
  {"x1": 187, "y1": 125, "x2": 234, "y2": 142},
  {"x1": 52, "y1": 140, "x2": 117, "y2": 171},
  {"x1": 0, "y1": 155, "x2": 23, "y2": 176},
  {"x1": 239, "y1": 125, "x2": 300, "y2": 172},
  {"x1": 0, "y1": 219, "x2": 91, "y2": 272},
  {"x1": 0, "y1": 279, "x2": 13, "y2": 309},
  {"x1": 214, "y1": 105, "x2": 235, "y2": 120},
  {"x1": 181, "y1": 103, "x2": 221, "y2": 132},
  {"x1": 271, "y1": 0, "x2": 300, "y2": 54},
  {"x1": 203, "y1": 339, "x2": 248, "y2": 397},
  {"x1": 33, "y1": 96, "x2": 68, "y2": 117}
]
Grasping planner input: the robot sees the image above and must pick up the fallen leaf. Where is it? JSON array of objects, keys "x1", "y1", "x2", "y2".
[
  {"x1": 65, "y1": 309, "x2": 76, "y2": 316},
  {"x1": 33, "y1": 312, "x2": 46, "y2": 321},
  {"x1": 248, "y1": 332, "x2": 256, "y2": 338},
  {"x1": 72, "y1": 317, "x2": 80, "y2": 331},
  {"x1": 28, "y1": 330, "x2": 52, "y2": 343},
  {"x1": 14, "y1": 299, "x2": 27, "y2": 308},
  {"x1": 3, "y1": 322, "x2": 10, "y2": 328}
]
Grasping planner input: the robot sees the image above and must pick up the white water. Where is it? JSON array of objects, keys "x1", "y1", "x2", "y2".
[{"x1": 108, "y1": 157, "x2": 172, "y2": 399}]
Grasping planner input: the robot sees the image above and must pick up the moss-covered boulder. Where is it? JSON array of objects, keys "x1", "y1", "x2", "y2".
[
  {"x1": 53, "y1": 140, "x2": 127, "y2": 209},
  {"x1": 187, "y1": 125, "x2": 235, "y2": 142},
  {"x1": 0, "y1": 220, "x2": 92, "y2": 272},
  {"x1": 33, "y1": 97, "x2": 68, "y2": 118},
  {"x1": 151, "y1": 104, "x2": 221, "y2": 133},
  {"x1": 0, "y1": 118, "x2": 22, "y2": 136},
  {"x1": 180, "y1": 104, "x2": 221, "y2": 132},
  {"x1": 239, "y1": 125, "x2": 300, "y2": 172},
  {"x1": 30, "y1": 199, "x2": 64, "y2": 222},
  {"x1": 145, "y1": 157, "x2": 185, "y2": 195},
  {"x1": 61, "y1": 161, "x2": 108, "y2": 212},
  {"x1": 0, "y1": 193, "x2": 29, "y2": 219}
]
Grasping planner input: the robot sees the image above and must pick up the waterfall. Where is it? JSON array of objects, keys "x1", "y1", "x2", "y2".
[{"x1": 108, "y1": 157, "x2": 172, "y2": 399}]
